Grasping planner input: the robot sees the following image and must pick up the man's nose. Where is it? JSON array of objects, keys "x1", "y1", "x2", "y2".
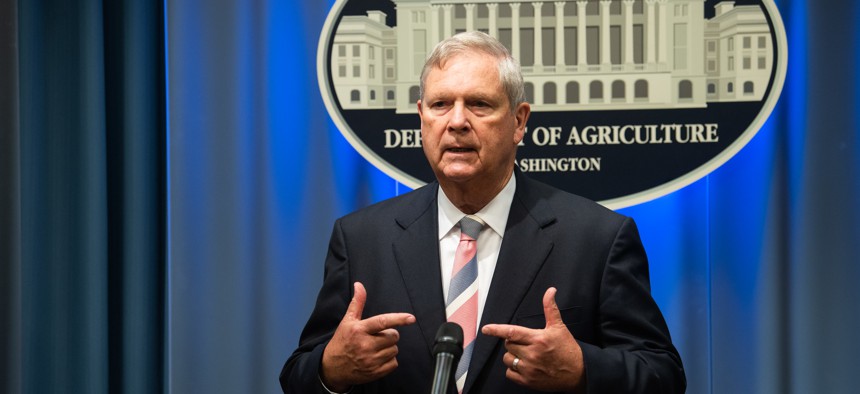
[{"x1": 447, "y1": 103, "x2": 470, "y2": 132}]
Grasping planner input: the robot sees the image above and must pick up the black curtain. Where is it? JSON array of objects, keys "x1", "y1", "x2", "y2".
[
  {"x1": 2, "y1": 0, "x2": 167, "y2": 392},
  {"x1": 1, "y1": 1, "x2": 22, "y2": 392}
]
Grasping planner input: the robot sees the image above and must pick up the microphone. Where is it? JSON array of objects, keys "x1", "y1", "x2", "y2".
[{"x1": 430, "y1": 322, "x2": 464, "y2": 394}]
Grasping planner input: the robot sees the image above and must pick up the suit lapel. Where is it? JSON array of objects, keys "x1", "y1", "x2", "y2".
[
  {"x1": 464, "y1": 174, "x2": 556, "y2": 393},
  {"x1": 392, "y1": 184, "x2": 447, "y2": 355}
]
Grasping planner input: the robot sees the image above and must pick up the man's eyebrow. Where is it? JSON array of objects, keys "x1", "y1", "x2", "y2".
[
  {"x1": 468, "y1": 93, "x2": 501, "y2": 104},
  {"x1": 424, "y1": 93, "x2": 449, "y2": 102}
]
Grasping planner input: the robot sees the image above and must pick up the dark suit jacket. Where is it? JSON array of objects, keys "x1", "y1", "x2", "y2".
[{"x1": 280, "y1": 172, "x2": 685, "y2": 393}]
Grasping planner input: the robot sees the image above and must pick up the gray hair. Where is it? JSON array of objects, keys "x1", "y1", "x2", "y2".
[{"x1": 419, "y1": 31, "x2": 526, "y2": 111}]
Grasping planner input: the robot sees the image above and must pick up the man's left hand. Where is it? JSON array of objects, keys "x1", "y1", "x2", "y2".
[{"x1": 481, "y1": 287, "x2": 585, "y2": 393}]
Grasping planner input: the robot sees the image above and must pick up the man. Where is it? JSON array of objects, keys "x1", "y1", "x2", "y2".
[{"x1": 280, "y1": 31, "x2": 685, "y2": 393}]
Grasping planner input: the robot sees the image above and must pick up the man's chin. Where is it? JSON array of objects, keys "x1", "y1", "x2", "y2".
[{"x1": 438, "y1": 168, "x2": 479, "y2": 184}]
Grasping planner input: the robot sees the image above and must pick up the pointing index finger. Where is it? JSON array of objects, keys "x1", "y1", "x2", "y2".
[
  {"x1": 481, "y1": 323, "x2": 535, "y2": 345},
  {"x1": 363, "y1": 313, "x2": 417, "y2": 334}
]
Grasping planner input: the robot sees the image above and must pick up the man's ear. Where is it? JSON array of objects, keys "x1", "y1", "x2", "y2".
[
  {"x1": 417, "y1": 100, "x2": 424, "y2": 121},
  {"x1": 513, "y1": 102, "x2": 531, "y2": 144}
]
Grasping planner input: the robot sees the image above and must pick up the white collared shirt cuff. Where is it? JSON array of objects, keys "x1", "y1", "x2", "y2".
[{"x1": 318, "y1": 374, "x2": 352, "y2": 394}]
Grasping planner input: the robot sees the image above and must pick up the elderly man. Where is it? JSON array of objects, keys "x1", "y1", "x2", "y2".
[{"x1": 280, "y1": 31, "x2": 685, "y2": 394}]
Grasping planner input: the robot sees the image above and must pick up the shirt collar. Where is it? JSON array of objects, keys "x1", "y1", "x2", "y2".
[{"x1": 437, "y1": 173, "x2": 517, "y2": 240}]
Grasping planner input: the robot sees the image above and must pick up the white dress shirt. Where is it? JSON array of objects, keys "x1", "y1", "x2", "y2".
[{"x1": 437, "y1": 174, "x2": 516, "y2": 331}]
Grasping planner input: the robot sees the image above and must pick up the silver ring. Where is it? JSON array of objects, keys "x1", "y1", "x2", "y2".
[{"x1": 512, "y1": 357, "x2": 520, "y2": 372}]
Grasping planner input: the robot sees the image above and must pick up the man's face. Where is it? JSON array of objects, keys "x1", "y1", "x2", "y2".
[{"x1": 418, "y1": 52, "x2": 529, "y2": 187}]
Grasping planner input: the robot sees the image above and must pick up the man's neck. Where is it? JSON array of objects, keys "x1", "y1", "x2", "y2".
[{"x1": 439, "y1": 170, "x2": 514, "y2": 214}]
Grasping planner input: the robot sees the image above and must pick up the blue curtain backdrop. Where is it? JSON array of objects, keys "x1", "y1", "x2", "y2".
[
  {"x1": 4, "y1": 0, "x2": 166, "y2": 393},
  {"x1": 3, "y1": 0, "x2": 860, "y2": 393}
]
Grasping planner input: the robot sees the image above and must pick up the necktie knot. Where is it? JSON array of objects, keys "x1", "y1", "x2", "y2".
[{"x1": 459, "y1": 215, "x2": 484, "y2": 240}]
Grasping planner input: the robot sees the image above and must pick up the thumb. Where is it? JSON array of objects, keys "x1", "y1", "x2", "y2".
[
  {"x1": 344, "y1": 282, "x2": 367, "y2": 321},
  {"x1": 543, "y1": 287, "x2": 564, "y2": 328}
]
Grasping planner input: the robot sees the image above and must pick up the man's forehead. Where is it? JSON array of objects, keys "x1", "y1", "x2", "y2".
[
  {"x1": 427, "y1": 53, "x2": 501, "y2": 87},
  {"x1": 424, "y1": 73, "x2": 502, "y2": 98}
]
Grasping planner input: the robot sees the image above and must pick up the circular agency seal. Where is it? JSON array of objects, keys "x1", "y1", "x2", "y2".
[{"x1": 317, "y1": 0, "x2": 788, "y2": 209}]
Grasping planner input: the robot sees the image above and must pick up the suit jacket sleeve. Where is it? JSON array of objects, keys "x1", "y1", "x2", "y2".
[
  {"x1": 579, "y1": 217, "x2": 686, "y2": 393},
  {"x1": 279, "y1": 219, "x2": 353, "y2": 394}
]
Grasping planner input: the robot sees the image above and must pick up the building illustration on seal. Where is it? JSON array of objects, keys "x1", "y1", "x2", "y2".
[{"x1": 329, "y1": 0, "x2": 773, "y2": 113}]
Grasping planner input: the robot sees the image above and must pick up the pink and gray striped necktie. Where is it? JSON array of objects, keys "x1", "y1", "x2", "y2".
[{"x1": 447, "y1": 215, "x2": 483, "y2": 393}]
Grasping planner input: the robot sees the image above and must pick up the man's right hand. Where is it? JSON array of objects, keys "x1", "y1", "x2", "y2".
[{"x1": 320, "y1": 282, "x2": 417, "y2": 392}]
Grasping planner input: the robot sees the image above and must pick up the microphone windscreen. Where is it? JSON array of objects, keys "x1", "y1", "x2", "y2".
[{"x1": 433, "y1": 322, "x2": 464, "y2": 359}]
